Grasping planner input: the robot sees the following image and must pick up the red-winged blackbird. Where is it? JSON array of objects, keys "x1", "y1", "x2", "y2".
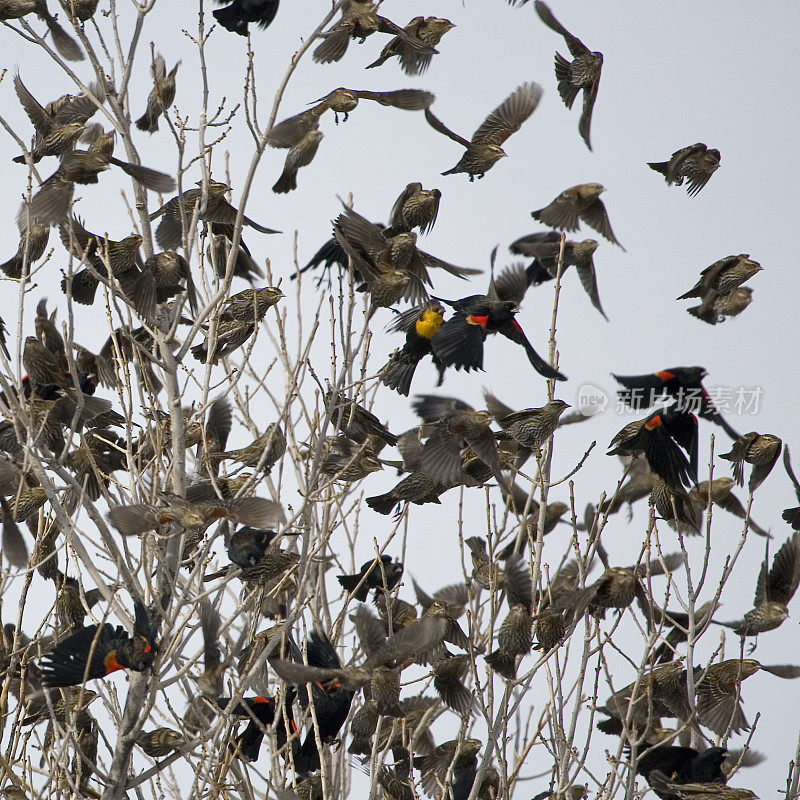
[
  {"x1": 272, "y1": 127, "x2": 323, "y2": 193},
  {"x1": 430, "y1": 294, "x2": 566, "y2": 380},
  {"x1": 325, "y1": 389, "x2": 397, "y2": 447},
  {"x1": 677, "y1": 255, "x2": 762, "y2": 319},
  {"x1": 39, "y1": 600, "x2": 157, "y2": 686},
  {"x1": 689, "y1": 478, "x2": 770, "y2": 538},
  {"x1": 312, "y1": 1, "x2": 434, "y2": 64},
  {"x1": 385, "y1": 182, "x2": 442, "y2": 236},
  {"x1": 1, "y1": 221, "x2": 49, "y2": 278},
  {"x1": 414, "y1": 739, "x2": 482, "y2": 798},
  {"x1": 688, "y1": 286, "x2": 753, "y2": 325},
  {"x1": 365, "y1": 469, "x2": 449, "y2": 516},
  {"x1": 432, "y1": 653, "x2": 473, "y2": 715},
  {"x1": 647, "y1": 771, "x2": 755, "y2": 800},
  {"x1": 532, "y1": 183, "x2": 624, "y2": 250},
  {"x1": 506, "y1": 231, "x2": 606, "y2": 318},
  {"x1": 207, "y1": 228, "x2": 265, "y2": 283},
  {"x1": 293, "y1": 632, "x2": 355, "y2": 774},
  {"x1": 424, "y1": 82, "x2": 543, "y2": 179},
  {"x1": 649, "y1": 143, "x2": 721, "y2": 196},
  {"x1": 137, "y1": 727, "x2": 185, "y2": 757},
  {"x1": 1, "y1": 3, "x2": 83, "y2": 59},
  {"x1": 381, "y1": 302, "x2": 446, "y2": 396},
  {"x1": 496, "y1": 399, "x2": 571, "y2": 452},
  {"x1": 534, "y1": 1, "x2": 603, "y2": 151},
  {"x1": 135, "y1": 54, "x2": 180, "y2": 133},
  {"x1": 149, "y1": 181, "x2": 279, "y2": 251},
  {"x1": 365, "y1": 17, "x2": 454, "y2": 75},
  {"x1": 719, "y1": 432, "x2": 782, "y2": 493},
  {"x1": 267, "y1": 88, "x2": 434, "y2": 148},
  {"x1": 217, "y1": 694, "x2": 296, "y2": 761},
  {"x1": 213, "y1": 0, "x2": 279, "y2": 36},
  {"x1": 636, "y1": 745, "x2": 727, "y2": 790},
  {"x1": 613, "y1": 366, "x2": 739, "y2": 439},
  {"x1": 608, "y1": 408, "x2": 698, "y2": 491},
  {"x1": 715, "y1": 531, "x2": 800, "y2": 637},
  {"x1": 337, "y1": 554, "x2": 403, "y2": 601}
]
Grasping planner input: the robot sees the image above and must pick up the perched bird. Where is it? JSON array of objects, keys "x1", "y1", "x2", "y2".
[
  {"x1": 325, "y1": 390, "x2": 397, "y2": 448},
  {"x1": 687, "y1": 287, "x2": 753, "y2": 325},
  {"x1": 312, "y1": 1, "x2": 434, "y2": 65},
  {"x1": 205, "y1": 422, "x2": 286, "y2": 473},
  {"x1": 719, "y1": 432, "x2": 782, "y2": 492},
  {"x1": 267, "y1": 88, "x2": 434, "y2": 148},
  {"x1": 424, "y1": 82, "x2": 543, "y2": 179},
  {"x1": 137, "y1": 727, "x2": 186, "y2": 758},
  {"x1": 135, "y1": 54, "x2": 180, "y2": 133},
  {"x1": 337, "y1": 555, "x2": 403, "y2": 601},
  {"x1": 207, "y1": 230, "x2": 265, "y2": 283},
  {"x1": 431, "y1": 294, "x2": 566, "y2": 380},
  {"x1": 647, "y1": 771, "x2": 756, "y2": 800},
  {"x1": 432, "y1": 653, "x2": 473, "y2": 715},
  {"x1": 319, "y1": 435, "x2": 383, "y2": 482},
  {"x1": 381, "y1": 302, "x2": 446, "y2": 396},
  {"x1": 365, "y1": 16, "x2": 455, "y2": 75},
  {"x1": 385, "y1": 182, "x2": 442, "y2": 236},
  {"x1": 62, "y1": 0, "x2": 100, "y2": 21},
  {"x1": 613, "y1": 366, "x2": 739, "y2": 440},
  {"x1": 39, "y1": 600, "x2": 157, "y2": 686},
  {"x1": 495, "y1": 399, "x2": 571, "y2": 454},
  {"x1": 142, "y1": 250, "x2": 197, "y2": 312},
  {"x1": 507, "y1": 231, "x2": 606, "y2": 318},
  {"x1": 608, "y1": 408, "x2": 698, "y2": 491},
  {"x1": 212, "y1": 0, "x2": 279, "y2": 36},
  {"x1": 677, "y1": 255, "x2": 762, "y2": 320},
  {"x1": 531, "y1": 184, "x2": 624, "y2": 250},
  {"x1": 648, "y1": 143, "x2": 721, "y2": 196},
  {"x1": 534, "y1": 1, "x2": 603, "y2": 150},
  {"x1": 272, "y1": 127, "x2": 323, "y2": 193},
  {"x1": 715, "y1": 532, "x2": 800, "y2": 637},
  {"x1": 0, "y1": 221, "x2": 50, "y2": 278},
  {"x1": 217, "y1": 694, "x2": 294, "y2": 762},
  {"x1": 0, "y1": 1, "x2": 83, "y2": 60},
  {"x1": 149, "y1": 181, "x2": 279, "y2": 251}
]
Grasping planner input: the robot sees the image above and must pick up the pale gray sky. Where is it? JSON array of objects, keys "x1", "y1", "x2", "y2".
[{"x1": 0, "y1": 0, "x2": 799, "y2": 794}]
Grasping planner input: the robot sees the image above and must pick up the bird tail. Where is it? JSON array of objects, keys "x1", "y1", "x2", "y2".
[
  {"x1": 380, "y1": 351, "x2": 418, "y2": 397},
  {"x1": 336, "y1": 573, "x2": 370, "y2": 602},
  {"x1": 135, "y1": 108, "x2": 159, "y2": 134},
  {"x1": 554, "y1": 53, "x2": 580, "y2": 109},
  {"x1": 365, "y1": 493, "x2": 397, "y2": 516},
  {"x1": 272, "y1": 169, "x2": 297, "y2": 194},
  {"x1": 647, "y1": 160, "x2": 670, "y2": 177},
  {"x1": 484, "y1": 649, "x2": 518, "y2": 680}
]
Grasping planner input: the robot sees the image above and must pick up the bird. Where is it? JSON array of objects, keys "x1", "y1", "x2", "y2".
[
  {"x1": 381, "y1": 301, "x2": 447, "y2": 396},
  {"x1": 365, "y1": 16, "x2": 455, "y2": 75},
  {"x1": 506, "y1": 231, "x2": 607, "y2": 318},
  {"x1": 531, "y1": 183, "x2": 624, "y2": 250},
  {"x1": 430, "y1": 294, "x2": 566, "y2": 381},
  {"x1": 205, "y1": 422, "x2": 286, "y2": 473},
  {"x1": 648, "y1": 143, "x2": 721, "y2": 196},
  {"x1": 39, "y1": 600, "x2": 157, "y2": 686},
  {"x1": 312, "y1": 1, "x2": 434, "y2": 65},
  {"x1": 608, "y1": 408, "x2": 698, "y2": 491},
  {"x1": 384, "y1": 182, "x2": 442, "y2": 236},
  {"x1": 267, "y1": 88, "x2": 434, "y2": 148},
  {"x1": 0, "y1": 221, "x2": 50, "y2": 278},
  {"x1": 0, "y1": 1, "x2": 83, "y2": 60},
  {"x1": 534, "y1": 1, "x2": 603, "y2": 150},
  {"x1": 687, "y1": 286, "x2": 753, "y2": 325},
  {"x1": 424, "y1": 81, "x2": 544, "y2": 179},
  {"x1": 135, "y1": 54, "x2": 180, "y2": 133},
  {"x1": 715, "y1": 531, "x2": 800, "y2": 637},
  {"x1": 272, "y1": 127, "x2": 324, "y2": 193},
  {"x1": 647, "y1": 771, "x2": 756, "y2": 800},
  {"x1": 337, "y1": 555, "x2": 403, "y2": 601},
  {"x1": 136, "y1": 728, "x2": 186, "y2": 758},
  {"x1": 495, "y1": 399, "x2": 571, "y2": 454},
  {"x1": 612, "y1": 366, "x2": 740, "y2": 440},
  {"x1": 212, "y1": 0, "x2": 279, "y2": 36},
  {"x1": 677, "y1": 255, "x2": 762, "y2": 319},
  {"x1": 149, "y1": 181, "x2": 279, "y2": 250},
  {"x1": 719, "y1": 432, "x2": 782, "y2": 492},
  {"x1": 689, "y1": 478, "x2": 770, "y2": 538}
]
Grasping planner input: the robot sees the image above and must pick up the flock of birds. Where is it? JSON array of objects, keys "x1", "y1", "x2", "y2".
[{"x1": 0, "y1": 1, "x2": 791, "y2": 799}]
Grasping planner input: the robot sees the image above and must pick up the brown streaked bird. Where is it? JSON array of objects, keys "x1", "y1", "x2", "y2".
[
  {"x1": 206, "y1": 231, "x2": 265, "y2": 283},
  {"x1": 221, "y1": 286, "x2": 285, "y2": 322},
  {"x1": 464, "y1": 535, "x2": 503, "y2": 591},
  {"x1": 142, "y1": 250, "x2": 197, "y2": 312},
  {"x1": 413, "y1": 580, "x2": 472, "y2": 653},
  {"x1": 506, "y1": 231, "x2": 606, "y2": 318},
  {"x1": 267, "y1": 87, "x2": 434, "y2": 148},
  {"x1": 137, "y1": 728, "x2": 185, "y2": 758},
  {"x1": 649, "y1": 143, "x2": 721, "y2": 196},
  {"x1": 206, "y1": 422, "x2": 286, "y2": 473},
  {"x1": 719, "y1": 432, "x2": 781, "y2": 493},
  {"x1": 149, "y1": 180, "x2": 279, "y2": 250},
  {"x1": 12, "y1": 120, "x2": 84, "y2": 164},
  {"x1": 272, "y1": 605, "x2": 447, "y2": 717},
  {"x1": 62, "y1": 0, "x2": 100, "y2": 21},
  {"x1": 189, "y1": 316, "x2": 257, "y2": 363},
  {"x1": 534, "y1": 1, "x2": 603, "y2": 151},
  {"x1": 384, "y1": 182, "x2": 441, "y2": 236},
  {"x1": 495, "y1": 399, "x2": 571, "y2": 454},
  {"x1": 425, "y1": 81, "x2": 544, "y2": 180},
  {"x1": 641, "y1": 597, "x2": 717, "y2": 664},
  {"x1": 715, "y1": 531, "x2": 800, "y2": 638},
  {"x1": 677, "y1": 254, "x2": 762, "y2": 317},
  {"x1": 319, "y1": 435, "x2": 382, "y2": 482},
  {"x1": 1, "y1": 221, "x2": 50, "y2": 278},
  {"x1": 782, "y1": 447, "x2": 800, "y2": 530},
  {"x1": 80, "y1": 122, "x2": 116, "y2": 157},
  {"x1": 687, "y1": 286, "x2": 753, "y2": 325},
  {"x1": 366, "y1": 469, "x2": 450, "y2": 516},
  {"x1": 135, "y1": 54, "x2": 180, "y2": 133},
  {"x1": 272, "y1": 127, "x2": 323, "y2": 194},
  {"x1": 325, "y1": 389, "x2": 397, "y2": 448},
  {"x1": 17, "y1": 150, "x2": 175, "y2": 230},
  {"x1": 0, "y1": 1, "x2": 83, "y2": 60},
  {"x1": 532, "y1": 183, "x2": 624, "y2": 250},
  {"x1": 414, "y1": 738, "x2": 482, "y2": 798},
  {"x1": 689, "y1": 478, "x2": 770, "y2": 538},
  {"x1": 646, "y1": 771, "x2": 756, "y2": 800},
  {"x1": 365, "y1": 16, "x2": 454, "y2": 75},
  {"x1": 695, "y1": 658, "x2": 800, "y2": 736},
  {"x1": 432, "y1": 653, "x2": 473, "y2": 715},
  {"x1": 650, "y1": 476, "x2": 699, "y2": 533},
  {"x1": 312, "y1": 0, "x2": 435, "y2": 64}
]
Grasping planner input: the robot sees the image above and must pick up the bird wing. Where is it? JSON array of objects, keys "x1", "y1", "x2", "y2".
[
  {"x1": 768, "y1": 531, "x2": 800, "y2": 606},
  {"x1": 471, "y1": 81, "x2": 543, "y2": 147},
  {"x1": 414, "y1": 249, "x2": 482, "y2": 280},
  {"x1": 335, "y1": 207, "x2": 391, "y2": 261},
  {"x1": 489, "y1": 263, "x2": 534, "y2": 305},
  {"x1": 685, "y1": 149, "x2": 720, "y2": 196},
  {"x1": 423, "y1": 108, "x2": 471, "y2": 149},
  {"x1": 665, "y1": 143, "x2": 705, "y2": 184},
  {"x1": 578, "y1": 79, "x2": 599, "y2": 152},
  {"x1": 574, "y1": 252, "x2": 608, "y2": 319},
  {"x1": 509, "y1": 230, "x2": 562, "y2": 257},
  {"x1": 579, "y1": 199, "x2": 623, "y2": 250},
  {"x1": 430, "y1": 314, "x2": 486, "y2": 372},
  {"x1": 534, "y1": 1, "x2": 590, "y2": 57},
  {"x1": 420, "y1": 427, "x2": 466, "y2": 485},
  {"x1": 151, "y1": 53, "x2": 166, "y2": 83},
  {"x1": 533, "y1": 194, "x2": 581, "y2": 232},
  {"x1": 387, "y1": 182, "x2": 421, "y2": 231},
  {"x1": 14, "y1": 73, "x2": 52, "y2": 134},
  {"x1": 354, "y1": 89, "x2": 435, "y2": 110}
]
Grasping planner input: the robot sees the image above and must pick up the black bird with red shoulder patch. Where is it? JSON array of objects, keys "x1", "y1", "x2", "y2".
[
  {"x1": 430, "y1": 294, "x2": 565, "y2": 381},
  {"x1": 613, "y1": 366, "x2": 739, "y2": 440}
]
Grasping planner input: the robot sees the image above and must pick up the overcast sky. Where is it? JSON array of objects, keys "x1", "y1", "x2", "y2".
[{"x1": 1, "y1": 0, "x2": 799, "y2": 795}]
